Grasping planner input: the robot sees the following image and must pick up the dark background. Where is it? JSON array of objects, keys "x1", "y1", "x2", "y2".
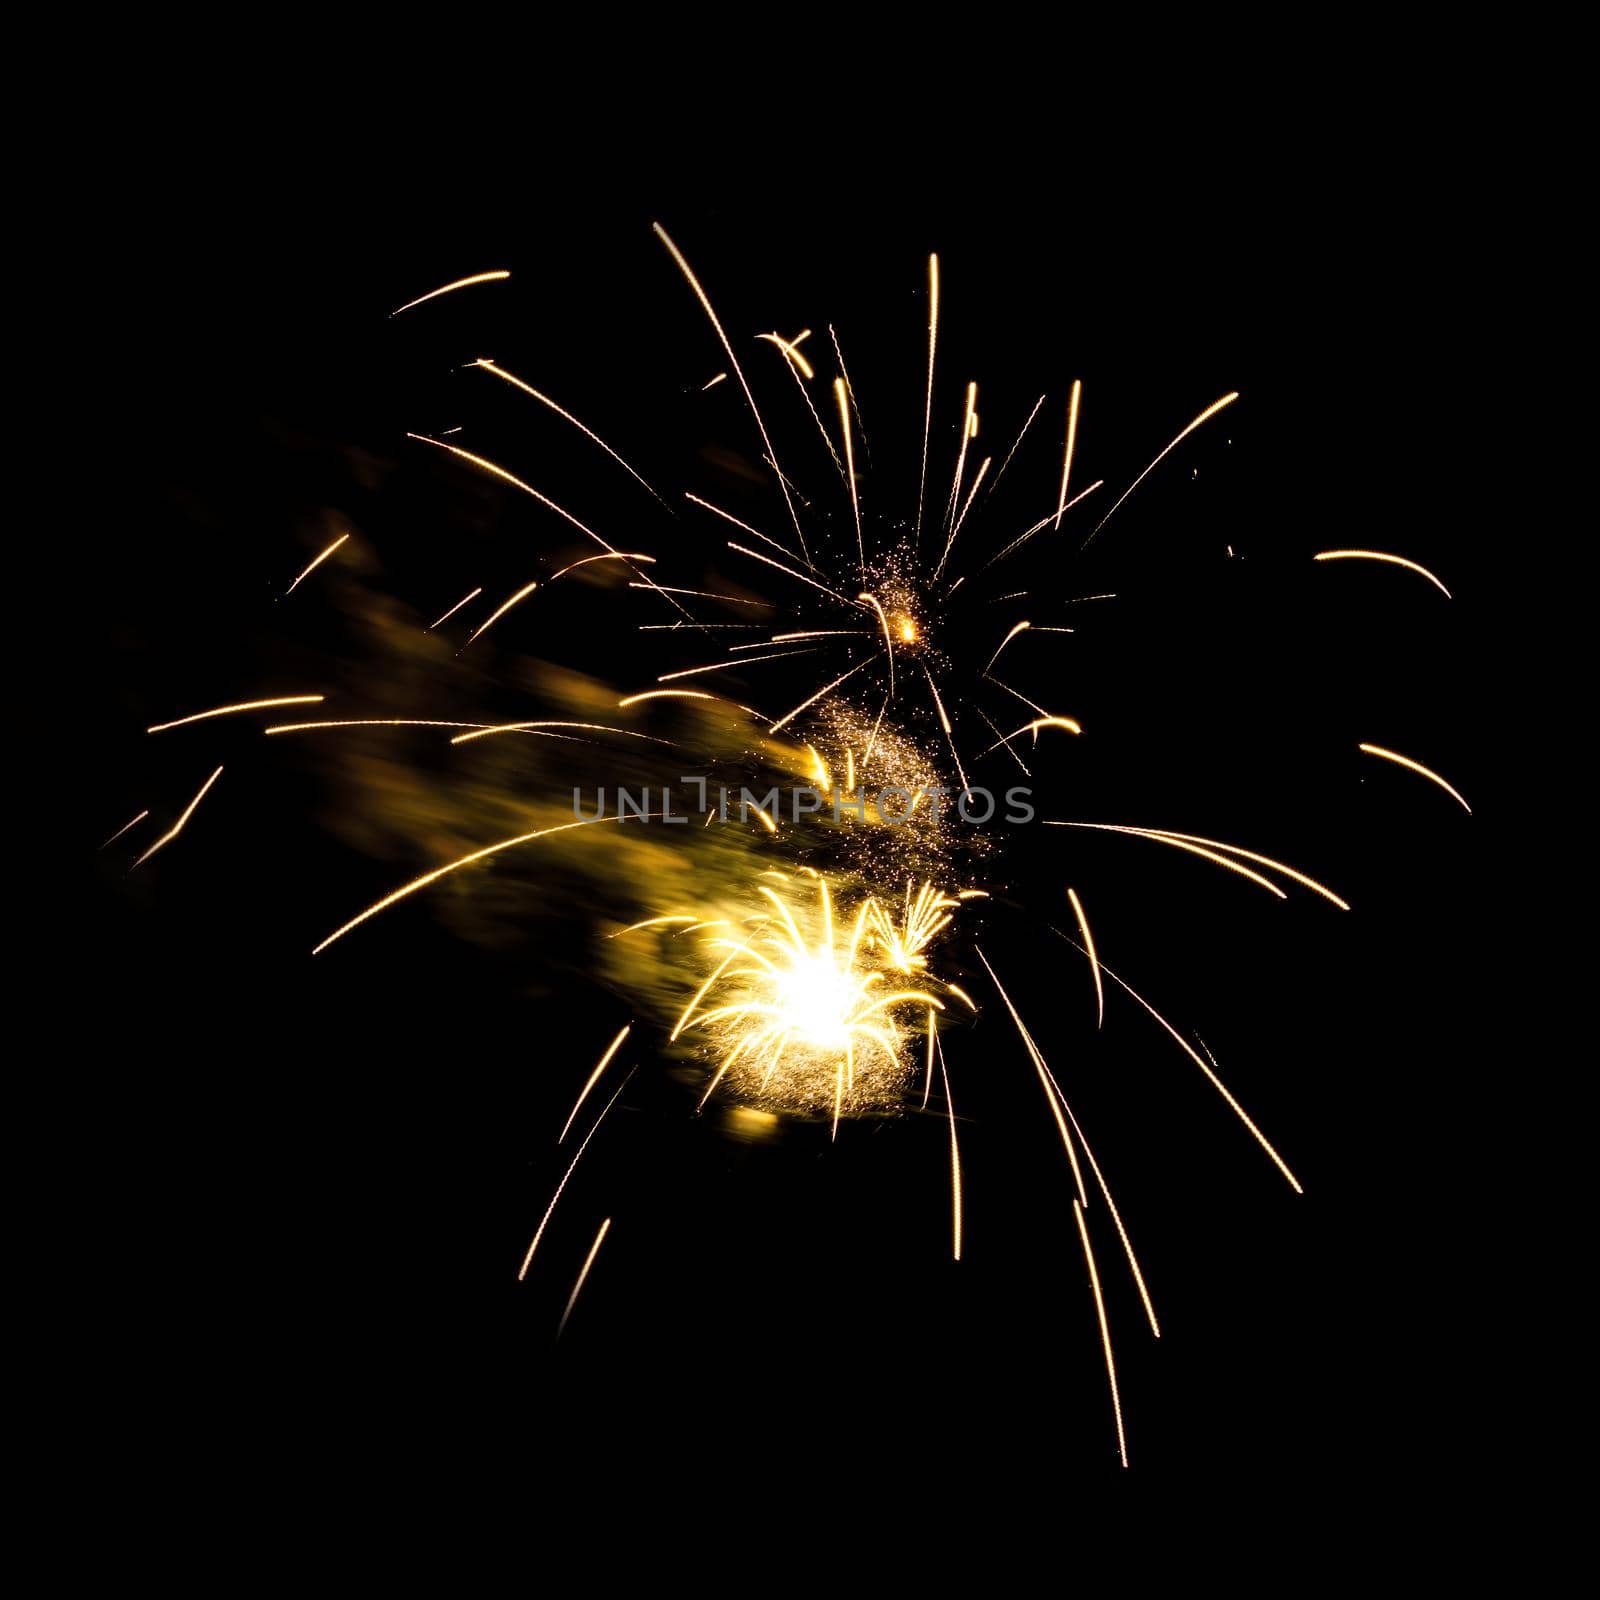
[{"x1": 60, "y1": 103, "x2": 1514, "y2": 1539}]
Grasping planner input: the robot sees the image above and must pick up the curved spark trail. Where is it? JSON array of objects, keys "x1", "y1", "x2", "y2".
[
  {"x1": 390, "y1": 269, "x2": 509, "y2": 316},
  {"x1": 284, "y1": 534, "x2": 348, "y2": 595},
  {"x1": 557, "y1": 1217, "x2": 613, "y2": 1338},
  {"x1": 1359, "y1": 743, "x2": 1471, "y2": 812},
  {"x1": 1054, "y1": 380, "x2": 1083, "y2": 530},
  {"x1": 653, "y1": 222, "x2": 809, "y2": 563},
  {"x1": 559, "y1": 1026, "x2": 631, "y2": 1144},
  {"x1": 1085, "y1": 391, "x2": 1240, "y2": 545},
  {"x1": 518, "y1": 1073, "x2": 633, "y2": 1280},
  {"x1": 1313, "y1": 550, "x2": 1451, "y2": 598},
  {"x1": 100, "y1": 810, "x2": 148, "y2": 849},
  {"x1": 916, "y1": 253, "x2": 938, "y2": 542},
  {"x1": 147, "y1": 696, "x2": 324, "y2": 733},
  {"x1": 426, "y1": 588, "x2": 481, "y2": 630},
  {"x1": 473, "y1": 359, "x2": 668, "y2": 507},
  {"x1": 1074, "y1": 1199, "x2": 1127, "y2": 1469},
  {"x1": 1067, "y1": 887, "x2": 1103, "y2": 1028}
]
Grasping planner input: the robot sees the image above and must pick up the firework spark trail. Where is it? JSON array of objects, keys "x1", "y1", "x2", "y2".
[
  {"x1": 683, "y1": 493, "x2": 806, "y2": 564},
  {"x1": 1053, "y1": 825, "x2": 1288, "y2": 899},
  {"x1": 312, "y1": 814, "x2": 658, "y2": 955},
  {"x1": 1084, "y1": 391, "x2": 1240, "y2": 546},
  {"x1": 146, "y1": 696, "x2": 325, "y2": 733},
  {"x1": 988, "y1": 675, "x2": 1049, "y2": 718},
  {"x1": 1046, "y1": 822, "x2": 1350, "y2": 909},
  {"x1": 1067, "y1": 887, "x2": 1104, "y2": 1028},
  {"x1": 1054, "y1": 380, "x2": 1084, "y2": 530},
  {"x1": 1359, "y1": 743, "x2": 1472, "y2": 812},
  {"x1": 983, "y1": 620, "x2": 1031, "y2": 675},
  {"x1": 768, "y1": 658, "x2": 874, "y2": 733},
  {"x1": 988, "y1": 393, "x2": 1047, "y2": 499},
  {"x1": 284, "y1": 534, "x2": 348, "y2": 596},
  {"x1": 829, "y1": 326, "x2": 869, "y2": 461},
  {"x1": 1314, "y1": 550, "x2": 1451, "y2": 598},
  {"x1": 974, "y1": 704, "x2": 1031, "y2": 775},
  {"x1": 756, "y1": 328, "x2": 814, "y2": 379},
  {"x1": 390, "y1": 270, "x2": 509, "y2": 316},
  {"x1": 449, "y1": 721, "x2": 680, "y2": 748},
  {"x1": 857, "y1": 593, "x2": 896, "y2": 699},
  {"x1": 631, "y1": 578, "x2": 768, "y2": 608},
  {"x1": 836, "y1": 378, "x2": 864, "y2": 578},
  {"x1": 653, "y1": 222, "x2": 810, "y2": 564},
  {"x1": 266, "y1": 719, "x2": 504, "y2": 736},
  {"x1": 547, "y1": 552, "x2": 657, "y2": 583},
  {"x1": 132, "y1": 766, "x2": 223, "y2": 868},
  {"x1": 466, "y1": 578, "x2": 540, "y2": 643},
  {"x1": 933, "y1": 382, "x2": 979, "y2": 576},
  {"x1": 726, "y1": 542, "x2": 857, "y2": 607},
  {"x1": 763, "y1": 332, "x2": 844, "y2": 476},
  {"x1": 472, "y1": 359, "x2": 669, "y2": 508},
  {"x1": 100, "y1": 810, "x2": 148, "y2": 849},
  {"x1": 919, "y1": 663, "x2": 971, "y2": 795},
  {"x1": 657, "y1": 648, "x2": 821, "y2": 683},
  {"x1": 426, "y1": 588, "x2": 482, "y2": 630},
  {"x1": 915, "y1": 253, "x2": 939, "y2": 543},
  {"x1": 1054, "y1": 931, "x2": 1303, "y2": 1191},
  {"x1": 938, "y1": 1034, "x2": 962, "y2": 1262},
  {"x1": 983, "y1": 481, "x2": 1104, "y2": 570},
  {"x1": 975, "y1": 949, "x2": 1088, "y2": 1205},
  {"x1": 947, "y1": 456, "x2": 992, "y2": 553},
  {"x1": 1074, "y1": 1199, "x2": 1128, "y2": 1468},
  {"x1": 617, "y1": 690, "x2": 716, "y2": 708},
  {"x1": 922, "y1": 1012, "x2": 937, "y2": 1110},
  {"x1": 557, "y1": 1218, "x2": 613, "y2": 1338},
  {"x1": 518, "y1": 1072, "x2": 634, "y2": 1280},
  {"x1": 974, "y1": 956, "x2": 1159, "y2": 1338},
  {"x1": 406, "y1": 434, "x2": 694, "y2": 623},
  {"x1": 976, "y1": 716, "x2": 1082, "y2": 759},
  {"x1": 560, "y1": 1026, "x2": 631, "y2": 1144}
]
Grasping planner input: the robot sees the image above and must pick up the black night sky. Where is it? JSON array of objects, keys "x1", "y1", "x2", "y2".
[{"x1": 60, "y1": 88, "x2": 1523, "y2": 1547}]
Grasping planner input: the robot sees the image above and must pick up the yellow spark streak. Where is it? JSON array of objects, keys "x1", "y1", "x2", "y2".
[
  {"x1": 466, "y1": 578, "x2": 539, "y2": 643},
  {"x1": 948, "y1": 455, "x2": 992, "y2": 548},
  {"x1": 956, "y1": 890, "x2": 988, "y2": 900},
  {"x1": 1314, "y1": 550, "x2": 1451, "y2": 598},
  {"x1": 547, "y1": 552, "x2": 656, "y2": 583},
  {"x1": 945, "y1": 984, "x2": 976, "y2": 1011},
  {"x1": 132, "y1": 766, "x2": 223, "y2": 868},
  {"x1": 1088, "y1": 391, "x2": 1240, "y2": 543},
  {"x1": 983, "y1": 620, "x2": 1031, "y2": 674},
  {"x1": 757, "y1": 329, "x2": 816, "y2": 380},
  {"x1": 266, "y1": 719, "x2": 493, "y2": 736},
  {"x1": 986, "y1": 481, "x2": 1105, "y2": 567},
  {"x1": 426, "y1": 587, "x2": 481, "y2": 630},
  {"x1": 1074, "y1": 1199, "x2": 1128, "y2": 1469},
  {"x1": 1054, "y1": 379, "x2": 1083, "y2": 531},
  {"x1": 991, "y1": 392, "x2": 1047, "y2": 497},
  {"x1": 1067, "y1": 887, "x2": 1103, "y2": 1028},
  {"x1": 473, "y1": 359, "x2": 666, "y2": 505},
  {"x1": 977, "y1": 715, "x2": 1082, "y2": 759},
  {"x1": 1359, "y1": 743, "x2": 1471, "y2": 813},
  {"x1": 726, "y1": 541, "x2": 856, "y2": 606},
  {"x1": 284, "y1": 534, "x2": 349, "y2": 595},
  {"x1": 932, "y1": 381, "x2": 978, "y2": 576},
  {"x1": 559, "y1": 1026, "x2": 631, "y2": 1144},
  {"x1": 518, "y1": 1075, "x2": 631, "y2": 1280},
  {"x1": 653, "y1": 222, "x2": 809, "y2": 562},
  {"x1": 921, "y1": 664, "x2": 953, "y2": 734},
  {"x1": 390, "y1": 269, "x2": 509, "y2": 316},
  {"x1": 1083, "y1": 940, "x2": 1303, "y2": 1192},
  {"x1": 922, "y1": 1011, "x2": 937, "y2": 1109},
  {"x1": 147, "y1": 696, "x2": 324, "y2": 734},
  {"x1": 618, "y1": 689, "x2": 715, "y2": 707},
  {"x1": 1047, "y1": 822, "x2": 1287, "y2": 899},
  {"x1": 449, "y1": 721, "x2": 677, "y2": 747},
  {"x1": 939, "y1": 1037, "x2": 962, "y2": 1262},
  {"x1": 750, "y1": 803, "x2": 778, "y2": 833},
  {"x1": 313, "y1": 814, "x2": 641, "y2": 955},
  {"x1": 830, "y1": 327, "x2": 868, "y2": 453},
  {"x1": 1050, "y1": 822, "x2": 1350, "y2": 909},
  {"x1": 557, "y1": 1217, "x2": 613, "y2": 1338},
  {"x1": 857, "y1": 593, "x2": 895, "y2": 698},
  {"x1": 837, "y1": 378, "x2": 864, "y2": 579},
  {"x1": 974, "y1": 705, "x2": 1031, "y2": 775},
  {"x1": 684, "y1": 493, "x2": 805, "y2": 565},
  {"x1": 701, "y1": 372, "x2": 728, "y2": 390},
  {"x1": 771, "y1": 630, "x2": 867, "y2": 644},
  {"x1": 100, "y1": 810, "x2": 148, "y2": 849},
  {"x1": 407, "y1": 433, "x2": 688, "y2": 620},
  {"x1": 658, "y1": 648, "x2": 816, "y2": 683},
  {"x1": 976, "y1": 949, "x2": 1087, "y2": 1204},
  {"x1": 916, "y1": 253, "x2": 939, "y2": 542},
  {"x1": 768, "y1": 658, "x2": 873, "y2": 733}
]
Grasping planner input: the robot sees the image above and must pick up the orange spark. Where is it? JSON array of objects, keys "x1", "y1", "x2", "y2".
[
  {"x1": 1359, "y1": 743, "x2": 1471, "y2": 812},
  {"x1": 132, "y1": 766, "x2": 223, "y2": 869},
  {"x1": 390, "y1": 269, "x2": 509, "y2": 316},
  {"x1": 147, "y1": 696, "x2": 324, "y2": 733}
]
